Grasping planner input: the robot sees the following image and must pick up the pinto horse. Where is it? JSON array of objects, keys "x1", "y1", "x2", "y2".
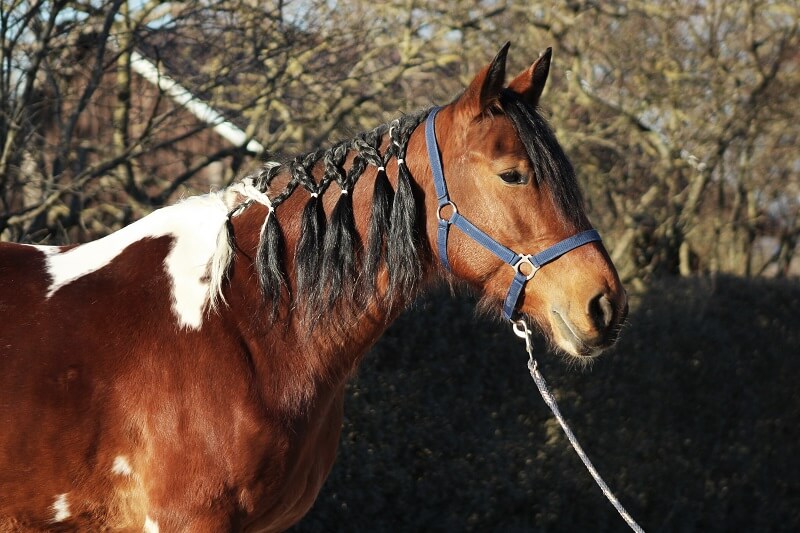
[{"x1": 0, "y1": 44, "x2": 626, "y2": 531}]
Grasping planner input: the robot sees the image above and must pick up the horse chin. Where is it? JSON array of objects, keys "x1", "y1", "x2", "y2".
[{"x1": 548, "y1": 309, "x2": 605, "y2": 360}]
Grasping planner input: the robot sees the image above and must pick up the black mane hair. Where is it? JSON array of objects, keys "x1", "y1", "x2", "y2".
[
  {"x1": 247, "y1": 109, "x2": 431, "y2": 323},
  {"x1": 499, "y1": 89, "x2": 585, "y2": 227}
]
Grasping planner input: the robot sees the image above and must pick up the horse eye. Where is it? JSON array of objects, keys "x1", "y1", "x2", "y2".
[{"x1": 499, "y1": 170, "x2": 526, "y2": 184}]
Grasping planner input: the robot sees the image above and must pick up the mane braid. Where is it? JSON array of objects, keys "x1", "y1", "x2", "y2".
[
  {"x1": 361, "y1": 132, "x2": 394, "y2": 303},
  {"x1": 320, "y1": 185, "x2": 359, "y2": 312},
  {"x1": 294, "y1": 157, "x2": 326, "y2": 321},
  {"x1": 259, "y1": 213, "x2": 288, "y2": 317},
  {"x1": 386, "y1": 114, "x2": 424, "y2": 303},
  {"x1": 249, "y1": 108, "x2": 431, "y2": 324},
  {"x1": 251, "y1": 164, "x2": 286, "y2": 316},
  {"x1": 318, "y1": 143, "x2": 351, "y2": 314}
]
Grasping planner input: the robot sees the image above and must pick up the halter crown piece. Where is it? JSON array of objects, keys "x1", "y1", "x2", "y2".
[{"x1": 424, "y1": 106, "x2": 603, "y2": 321}]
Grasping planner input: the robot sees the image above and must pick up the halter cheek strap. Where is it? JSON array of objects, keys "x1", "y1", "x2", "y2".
[{"x1": 424, "y1": 106, "x2": 602, "y2": 321}]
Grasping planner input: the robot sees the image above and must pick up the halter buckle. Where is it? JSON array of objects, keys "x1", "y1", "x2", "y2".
[
  {"x1": 513, "y1": 254, "x2": 539, "y2": 280},
  {"x1": 436, "y1": 201, "x2": 458, "y2": 223}
]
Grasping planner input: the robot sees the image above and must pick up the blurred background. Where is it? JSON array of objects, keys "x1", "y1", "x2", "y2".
[{"x1": 1, "y1": 1, "x2": 798, "y2": 531}]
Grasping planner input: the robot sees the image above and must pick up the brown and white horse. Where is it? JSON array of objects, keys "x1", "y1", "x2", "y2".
[{"x1": 0, "y1": 45, "x2": 626, "y2": 531}]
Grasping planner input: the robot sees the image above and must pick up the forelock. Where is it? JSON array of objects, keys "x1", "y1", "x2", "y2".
[{"x1": 499, "y1": 90, "x2": 585, "y2": 227}]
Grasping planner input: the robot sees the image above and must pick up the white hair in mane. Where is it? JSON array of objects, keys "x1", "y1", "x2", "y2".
[{"x1": 207, "y1": 173, "x2": 277, "y2": 312}]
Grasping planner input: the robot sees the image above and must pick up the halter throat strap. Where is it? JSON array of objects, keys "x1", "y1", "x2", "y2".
[{"x1": 424, "y1": 106, "x2": 602, "y2": 321}]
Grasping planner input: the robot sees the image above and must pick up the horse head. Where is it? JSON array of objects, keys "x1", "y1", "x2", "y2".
[{"x1": 415, "y1": 44, "x2": 627, "y2": 358}]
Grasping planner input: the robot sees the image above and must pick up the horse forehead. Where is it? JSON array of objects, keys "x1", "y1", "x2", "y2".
[{"x1": 461, "y1": 117, "x2": 527, "y2": 161}]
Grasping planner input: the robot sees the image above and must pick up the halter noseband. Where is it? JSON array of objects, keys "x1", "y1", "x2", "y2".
[{"x1": 425, "y1": 106, "x2": 602, "y2": 321}]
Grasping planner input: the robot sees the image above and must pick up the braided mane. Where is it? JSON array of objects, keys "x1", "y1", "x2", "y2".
[{"x1": 229, "y1": 109, "x2": 431, "y2": 322}]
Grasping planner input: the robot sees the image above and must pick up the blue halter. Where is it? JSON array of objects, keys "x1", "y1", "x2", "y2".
[{"x1": 424, "y1": 106, "x2": 602, "y2": 321}]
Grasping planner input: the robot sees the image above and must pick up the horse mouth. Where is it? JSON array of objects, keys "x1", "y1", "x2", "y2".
[{"x1": 550, "y1": 309, "x2": 603, "y2": 358}]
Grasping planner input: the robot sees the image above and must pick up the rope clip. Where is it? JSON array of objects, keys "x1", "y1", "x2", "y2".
[{"x1": 512, "y1": 319, "x2": 535, "y2": 365}]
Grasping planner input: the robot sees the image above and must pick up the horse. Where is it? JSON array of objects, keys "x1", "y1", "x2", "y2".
[{"x1": 0, "y1": 43, "x2": 627, "y2": 532}]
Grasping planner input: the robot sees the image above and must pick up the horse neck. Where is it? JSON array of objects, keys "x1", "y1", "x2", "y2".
[{"x1": 222, "y1": 124, "x2": 438, "y2": 410}]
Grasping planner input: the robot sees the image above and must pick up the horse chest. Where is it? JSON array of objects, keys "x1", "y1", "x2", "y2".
[
  {"x1": 120, "y1": 379, "x2": 347, "y2": 531},
  {"x1": 236, "y1": 388, "x2": 346, "y2": 531}
]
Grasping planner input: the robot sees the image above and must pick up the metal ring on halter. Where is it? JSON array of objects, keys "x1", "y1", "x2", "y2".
[
  {"x1": 513, "y1": 254, "x2": 539, "y2": 280},
  {"x1": 436, "y1": 201, "x2": 458, "y2": 223}
]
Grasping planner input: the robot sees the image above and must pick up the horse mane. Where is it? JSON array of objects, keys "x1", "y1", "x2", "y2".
[{"x1": 212, "y1": 109, "x2": 431, "y2": 324}]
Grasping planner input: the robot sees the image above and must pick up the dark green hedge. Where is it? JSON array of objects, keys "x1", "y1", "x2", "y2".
[{"x1": 293, "y1": 276, "x2": 800, "y2": 532}]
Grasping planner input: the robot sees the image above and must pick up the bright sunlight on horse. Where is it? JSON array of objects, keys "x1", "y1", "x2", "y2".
[{"x1": 0, "y1": 44, "x2": 626, "y2": 531}]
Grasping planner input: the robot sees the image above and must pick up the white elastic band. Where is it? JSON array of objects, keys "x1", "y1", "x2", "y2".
[
  {"x1": 310, "y1": 192, "x2": 319, "y2": 198},
  {"x1": 341, "y1": 189, "x2": 349, "y2": 195},
  {"x1": 397, "y1": 159, "x2": 404, "y2": 165},
  {"x1": 377, "y1": 166, "x2": 385, "y2": 172}
]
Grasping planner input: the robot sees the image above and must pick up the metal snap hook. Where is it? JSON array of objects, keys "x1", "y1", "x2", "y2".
[
  {"x1": 512, "y1": 319, "x2": 534, "y2": 360},
  {"x1": 512, "y1": 319, "x2": 529, "y2": 339}
]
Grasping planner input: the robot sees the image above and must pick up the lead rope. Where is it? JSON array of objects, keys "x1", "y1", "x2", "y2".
[{"x1": 512, "y1": 320, "x2": 645, "y2": 533}]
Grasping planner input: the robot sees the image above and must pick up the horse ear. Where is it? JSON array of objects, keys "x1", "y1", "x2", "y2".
[
  {"x1": 508, "y1": 47, "x2": 552, "y2": 107},
  {"x1": 456, "y1": 42, "x2": 510, "y2": 116}
]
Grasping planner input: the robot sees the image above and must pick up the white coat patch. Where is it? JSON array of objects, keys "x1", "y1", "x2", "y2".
[
  {"x1": 111, "y1": 455, "x2": 133, "y2": 476},
  {"x1": 51, "y1": 493, "x2": 70, "y2": 522},
  {"x1": 144, "y1": 515, "x2": 160, "y2": 533},
  {"x1": 38, "y1": 194, "x2": 231, "y2": 329}
]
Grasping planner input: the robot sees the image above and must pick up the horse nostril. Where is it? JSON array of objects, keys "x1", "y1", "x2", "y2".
[{"x1": 588, "y1": 292, "x2": 614, "y2": 331}]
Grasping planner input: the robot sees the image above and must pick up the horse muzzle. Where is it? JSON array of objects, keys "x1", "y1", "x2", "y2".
[{"x1": 549, "y1": 291, "x2": 628, "y2": 358}]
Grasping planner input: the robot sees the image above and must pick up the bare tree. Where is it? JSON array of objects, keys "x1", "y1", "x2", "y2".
[{"x1": 3, "y1": 0, "x2": 798, "y2": 282}]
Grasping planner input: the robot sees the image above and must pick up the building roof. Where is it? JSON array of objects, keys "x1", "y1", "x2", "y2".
[{"x1": 130, "y1": 50, "x2": 264, "y2": 155}]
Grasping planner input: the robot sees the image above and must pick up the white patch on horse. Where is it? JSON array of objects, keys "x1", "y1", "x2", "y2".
[
  {"x1": 40, "y1": 193, "x2": 231, "y2": 329},
  {"x1": 144, "y1": 515, "x2": 160, "y2": 533},
  {"x1": 163, "y1": 196, "x2": 230, "y2": 328},
  {"x1": 33, "y1": 176, "x2": 275, "y2": 328},
  {"x1": 111, "y1": 455, "x2": 133, "y2": 476},
  {"x1": 50, "y1": 493, "x2": 70, "y2": 522}
]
